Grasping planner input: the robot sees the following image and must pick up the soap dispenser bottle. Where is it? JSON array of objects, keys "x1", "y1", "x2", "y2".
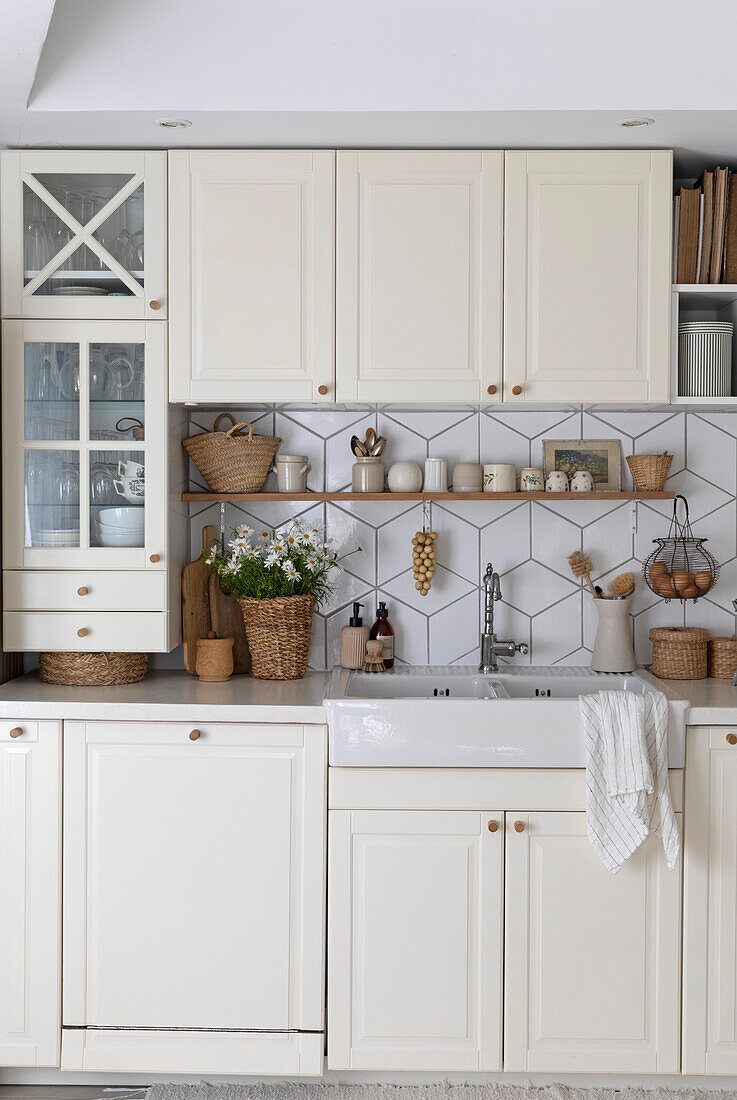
[
  {"x1": 369, "y1": 601, "x2": 395, "y2": 669},
  {"x1": 340, "y1": 602, "x2": 371, "y2": 670}
]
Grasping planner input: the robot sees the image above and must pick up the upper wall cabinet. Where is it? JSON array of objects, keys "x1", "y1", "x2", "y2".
[
  {"x1": 168, "y1": 151, "x2": 335, "y2": 403},
  {"x1": 336, "y1": 150, "x2": 503, "y2": 403},
  {"x1": 503, "y1": 150, "x2": 672, "y2": 404},
  {"x1": 1, "y1": 151, "x2": 167, "y2": 320}
]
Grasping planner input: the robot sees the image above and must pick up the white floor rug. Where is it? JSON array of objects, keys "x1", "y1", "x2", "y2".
[{"x1": 145, "y1": 1085, "x2": 737, "y2": 1100}]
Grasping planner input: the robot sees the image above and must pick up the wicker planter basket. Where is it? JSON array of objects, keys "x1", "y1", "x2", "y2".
[
  {"x1": 240, "y1": 595, "x2": 314, "y2": 680},
  {"x1": 183, "y1": 413, "x2": 281, "y2": 493},
  {"x1": 649, "y1": 627, "x2": 709, "y2": 680},
  {"x1": 626, "y1": 452, "x2": 674, "y2": 492},
  {"x1": 39, "y1": 651, "x2": 148, "y2": 686},
  {"x1": 708, "y1": 636, "x2": 737, "y2": 679}
]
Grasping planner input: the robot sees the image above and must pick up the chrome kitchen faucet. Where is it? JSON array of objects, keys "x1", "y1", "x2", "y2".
[{"x1": 479, "y1": 562, "x2": 529, "y2": 673}]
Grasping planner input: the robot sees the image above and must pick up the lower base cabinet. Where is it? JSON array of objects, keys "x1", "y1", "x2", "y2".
[
  {"x1": 0, "y1": 720, "x2": 61, "y2": 1067},
  {"x1": 328, "y1": 802, "x2": 682, "y2": 1074},
  {"x1": 61, "y1": 719, "x2": 326, "y2": 1075}
]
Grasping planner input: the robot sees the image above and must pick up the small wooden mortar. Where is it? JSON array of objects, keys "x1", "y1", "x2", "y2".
[{"x1": 195, "y1": 631, "x2": 235, "y2": 682}]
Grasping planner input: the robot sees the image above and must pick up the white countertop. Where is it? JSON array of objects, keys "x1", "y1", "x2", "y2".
[
  {"x1": 0, "y1": 670, "x2": 330, "y2": 722},
  {"x1": 0, "y1": 667, "x2": 735, "y2": 729}
]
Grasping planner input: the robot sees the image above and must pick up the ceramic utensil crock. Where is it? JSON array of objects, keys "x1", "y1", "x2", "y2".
[
  {"x1": 352, "y1": 456, "x2": 385, "y2": 493},
  {"x1": 591, "y1": 597, "x2": 636, "y2": 673}
]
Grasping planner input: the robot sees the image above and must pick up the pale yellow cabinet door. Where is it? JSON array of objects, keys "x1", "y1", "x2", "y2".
[
  {"x1": 0, "y1": 721, "x2": 61, "y2": 1067},
  {"x1": 168, "y1": 150, "x2": 335, "y2": 402},
  {"x1": 683, "y1": 728, "x2": 737, "y2": 1074},
  {"x1": 504, "y1": 811, "x2": 681, "y2": 1073},
  {"x1": 337, "y1": 151, "x2": 503, "y2": 402},
  {"x1": 62, "y1": 721, "x2": 326, "y2": 1032},
  {"x1": 504, "y1": 150, "x2": 672, "y2": 403},
  {"x1": 328, "y1": 810, "x2": 503, "y2": 1071}
]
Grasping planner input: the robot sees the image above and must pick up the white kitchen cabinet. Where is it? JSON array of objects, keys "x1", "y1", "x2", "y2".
[
  {"x1": 168, "y1": 150, "x2": 335, "y2": 403},
  {"x1": 0, "y1": 720, "x2": 61, "y2": 1067},
  {"x1": 336, "y1": 150, "x2": 503, "y2": 403},
  {"x1": 328, "y1": 809, "x2": 503, "y2": 1070},
  {"x1": 504, "y1": 150, "x2": 672, "y2": 403},
  {"x1": 504, "y1": 811, "x2": 681, "y2": 1073},
  {"x1": 683, "y1": 726, "x2": 737, "y2": 1074},
  {"x1": 61, "y1": 720, "x2": 326, "y2": 1075},
  {"x1": 1, "y1": 319, "x2": 186, "y2": 651},
  {"x1": 1, "y1": 151, "x2": 167, "y2": 320}
]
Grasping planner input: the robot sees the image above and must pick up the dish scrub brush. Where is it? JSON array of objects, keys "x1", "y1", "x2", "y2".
[
  {"x1": 567, "y1": 550, "x2": 598, "y2": 597},
  {"x1": 610, "y1": 572, "x2": 635, "y2": 597}
]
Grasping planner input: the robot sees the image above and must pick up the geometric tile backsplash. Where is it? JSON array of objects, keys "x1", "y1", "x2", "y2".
[{"x1": 181, "y1": 404, "x2": 737, "y2": 671}]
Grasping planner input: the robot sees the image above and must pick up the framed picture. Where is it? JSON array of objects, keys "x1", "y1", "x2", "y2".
[{"x1": 542, "y1": 439, "x2": 622, "y2": 491}]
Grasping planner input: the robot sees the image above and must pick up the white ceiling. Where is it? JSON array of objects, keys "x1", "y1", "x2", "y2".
[{"x1": 4, "y1": 0, "x2": 737, "y2": 174}]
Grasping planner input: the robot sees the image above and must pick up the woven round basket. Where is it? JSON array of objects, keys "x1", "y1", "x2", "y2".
[
  {"x1": 240, "y1": 595, "x2": 314, "y2": 680},
  {"x1": 39, "y1": 651, "x2": 148, "y2": 686},
  {"x1": 649, "y1": 627, "x2": 709, "y2": 680},
  {"x1": 708, "y1": 636, "x2": 737, "y2": 679},
  {"x1": 626, "y1": 453, "x2": 673, "y2": 492},
  {"x1": 183, "y1": 413, "x2": 281, "y2": 493}
]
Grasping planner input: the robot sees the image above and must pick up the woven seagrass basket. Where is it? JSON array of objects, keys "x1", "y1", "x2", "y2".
[
  {"x1": 626, "y1": 452, "x2": 673, "y2": 492},
  {"x1": 649, "y1": 627, "x2": 709, "y2": 680},
  {"x1": 240, "y1": 595, "x2": 314, "y2": 680},
  {"x1": 183, "y1": 413, "x2": 281, "y2": 493},
  {"x1": 39, "y1": 651, "x2": 148, "y2": 686},
  {"x1": 708, "y1": 636, "x2": 737, "y2": 679}
]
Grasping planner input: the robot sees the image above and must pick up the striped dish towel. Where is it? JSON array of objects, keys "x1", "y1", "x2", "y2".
[{"x1": 580, "y1": 689, "x2": 679, "y2": 873}]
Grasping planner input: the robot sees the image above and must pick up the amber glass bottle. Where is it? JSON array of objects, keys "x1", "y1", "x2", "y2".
[{"x1": 369, "y1": 601, "x2": 394, "y2": 669}]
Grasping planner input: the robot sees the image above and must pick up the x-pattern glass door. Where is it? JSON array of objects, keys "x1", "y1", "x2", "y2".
[
  {"x1": 1, "y1": 152, "x2": 166, "y2": 319},
  {"x1": 3, "y1": 321, "x2": 166, "y2": 569}
]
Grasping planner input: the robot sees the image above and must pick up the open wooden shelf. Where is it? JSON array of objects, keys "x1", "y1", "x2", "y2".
[{"x1": 183, "y1": 490, "x2": 676, "y2": 503}]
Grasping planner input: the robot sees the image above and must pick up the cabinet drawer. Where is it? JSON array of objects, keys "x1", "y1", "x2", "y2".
[
  {"x1": 4, "y1": 571, "x2": 167, "y2": 612},
  {"x1": 4, "y1": 612, "x2": 168, "y2": 652}
]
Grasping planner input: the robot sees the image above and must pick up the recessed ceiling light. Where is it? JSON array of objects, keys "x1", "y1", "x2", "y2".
[
  {"x1": 616, "y1": 117, "x2": 654, "y2": 128},
  {"x1": 155, "y1": 118, "x2": 191, "y2": 129}
]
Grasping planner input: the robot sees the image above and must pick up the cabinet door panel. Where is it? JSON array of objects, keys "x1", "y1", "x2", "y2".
[
  {"x1": 328, "y1": 809, "x2": 502, "y2": 1070},
  {"x1": 505, "y1": 811, "x2": 681, "y2": 1073},
  {"x1": 337, "y1": 151, "x2": 503, "y2": 402},
  {"x1": 504, "y1": 150, "x2": 671, "y2": 403},
  {"x1": 683, "y1": 728, "x2": 737, "y2": 1074},
  {"x1": 63, "y1": 721, "x2": 326, "y2": 1032},
  {"x1": 0, "y1": 721, "x2": 61, "y2": 1066},
  {"x1": 169, "y1": 150, "x2": 335, "y2": 402}
]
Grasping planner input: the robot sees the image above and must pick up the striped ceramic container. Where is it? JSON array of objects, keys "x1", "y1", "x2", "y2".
[{"x1": 678, "y1": 321, "x2": 733, "y2": 397}]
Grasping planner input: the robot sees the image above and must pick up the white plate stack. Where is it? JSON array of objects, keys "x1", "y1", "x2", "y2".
[{"x1": 678, "y1": 320, "x2": 733, "y2": 397}]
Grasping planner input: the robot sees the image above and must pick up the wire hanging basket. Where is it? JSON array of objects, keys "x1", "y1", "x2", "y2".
[{"x1": 642, "y1": 494, "x2": 719, "y2": 602}]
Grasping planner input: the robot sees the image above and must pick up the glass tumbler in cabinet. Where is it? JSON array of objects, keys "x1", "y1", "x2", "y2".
[{"x1": 1, "y1": 151, "x2": 166, "y2": 319}]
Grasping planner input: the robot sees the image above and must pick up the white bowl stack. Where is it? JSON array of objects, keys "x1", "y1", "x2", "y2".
[{"x1": 95, "y1": 506, "x2": 145, "y2": 547}]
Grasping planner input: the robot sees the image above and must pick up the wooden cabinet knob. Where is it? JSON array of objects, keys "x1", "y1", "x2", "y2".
[
  {"x1": 189, "y1": 729, "x2": 201, "y2": 741},
  {"x1": 513, "y1": 820, "x2": 525, "y2": 833},
  {"x1": 77, "y1": 586, "x2": 89, "y2": 596},
  {"x1": 149, "y1": 299, "x2": 161, "y2": 310},
  {"x1": 511, "y1": 385, "x2": 523, "y2": 396},
  {"x1": 77, "y1": 627, "x2": 89, "y2": 638},
  {"x1": 317, "y1": 385, "x2": 329, "y2": 396},
  {"x1": 727, "y1": 733, "x2": 737, "y2": 745},
  {"x1": 487, "y1": 385, "x2": 497, "y2": 396},
  {"x1": 149, "y1": 554, "x2": 160, "y2": 563},
  {"x1": 487, "y1": 820, "x2": 499, "y2": 833},
  {"x1": 9, "y1": 727, "x2": 23, "y2": 739}
]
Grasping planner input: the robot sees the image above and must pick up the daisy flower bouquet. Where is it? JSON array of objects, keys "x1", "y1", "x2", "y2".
[{"x1": 204, "y1": 519, "x2": 360, "y2": 680}]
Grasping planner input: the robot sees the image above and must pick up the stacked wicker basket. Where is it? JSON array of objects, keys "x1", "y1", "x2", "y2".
[{"x1": 650, "y1": 628, "x2": 737, "y2": 680}]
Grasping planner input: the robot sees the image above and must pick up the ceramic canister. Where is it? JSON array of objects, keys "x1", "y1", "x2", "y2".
[
  {"x1": 545, "y1": 470, "x2": 569, "y2": 492},
  {"x1": 387, "y1": 461, "x2": 423, "y2": 492},
  {"x1": 452, "y1": 462, "x2": 483, "y2": 492},
  {"x1": 424, "y1": 458, "x2": 448, "y2": 492},
  {"x1": 274, "y1": 454, "x2": 310, "y2": 493},
  {"x1": 520, "y1": 467, "x2": 544, "y2": 492},
  {"x1": 570, "y1": 469, "x2": 594, "y2": 493},
  {"x1": 483, "y1": 463, "x2": 516, "y2": 492}
]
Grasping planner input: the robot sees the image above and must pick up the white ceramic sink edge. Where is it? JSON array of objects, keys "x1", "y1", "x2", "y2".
[{"x1": 324, "y1": 665, "x2": 688, "y2": 768}]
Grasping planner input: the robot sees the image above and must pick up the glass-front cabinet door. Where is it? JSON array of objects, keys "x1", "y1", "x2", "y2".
[
  {"x1": 2, "y1": 321, "x2": 166, "y2": 568},
  {"x1": 1, "y1": 152, "x2": 166, "y2": 319}
]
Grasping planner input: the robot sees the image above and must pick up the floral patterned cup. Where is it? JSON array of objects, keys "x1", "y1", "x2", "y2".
[{"x1": 545, "y1": 470, "x2": 569, "y2": 492}]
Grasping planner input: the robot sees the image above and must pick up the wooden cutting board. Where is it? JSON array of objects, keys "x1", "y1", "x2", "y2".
[
  {"x1": 209, "y1": 573, "x2": 251, "y2": 674},
  {"x1": 181, "y1": 524, "x2": 216, "y2": 673}
]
